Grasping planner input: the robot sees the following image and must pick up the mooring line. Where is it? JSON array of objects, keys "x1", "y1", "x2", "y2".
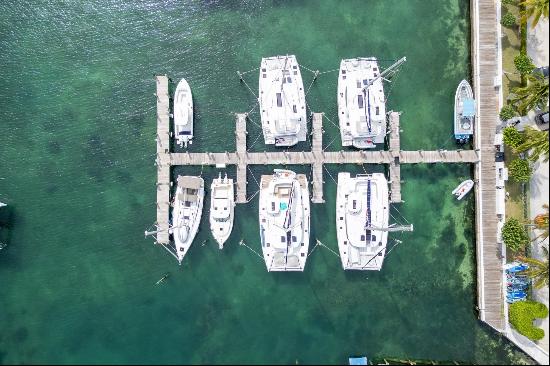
[
  {"x1": 315, "y1": 240, "x2": 340, "y2": 258},
  {"x1": 239, "y1": 239, "x2": 264, "y2": 261}
]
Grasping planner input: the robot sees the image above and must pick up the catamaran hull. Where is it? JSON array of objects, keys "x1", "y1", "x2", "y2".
[
  {"x1": 259, "y1": 169, "x2": 310, "y2": 272},
  {"x1": 338, "y1": 58, "x2": 387, "y2": 149},
  {"x1": 336, "y1": 172, "x2": 389, "y2": 270},
  {"x1": 259, "y1": 55, "x2": 307, "y2": 147}
]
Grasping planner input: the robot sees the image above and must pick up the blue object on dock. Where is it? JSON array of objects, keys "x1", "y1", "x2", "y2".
[
  {"x1": 463, "y1": 98, "x2": 476, "y2": 117},
  {"x1": 349, "y1": 356, "x2": 368, "y2": 365},
  {"x1": 505, "y1": 262, "x2": 529, "y2": 273}
]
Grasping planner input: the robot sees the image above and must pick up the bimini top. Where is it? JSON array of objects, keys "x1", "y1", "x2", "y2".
[
  {"x1": 463, "y1": 98, "x2": 476, "y2": 117},
  {"x1": 176, "y1": 176, "x2": 202, "y2": 202},
  {"x1": 177, "y1": 176, "x2": 202, "y2": 190}
]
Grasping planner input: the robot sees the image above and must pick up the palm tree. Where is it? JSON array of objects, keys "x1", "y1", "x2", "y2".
[
  {"x1": 514, "y1": 126, "x2": 549, "y2": 162},
  {"x1": 510, "y1": 73, "x2": 549, "y2": 115},
  {"x1": 520, "y1": 0, "x2": 549, "y2": 27},
  {"x1": 517, "y1": 245, "x2": 549, "y2": 289},
  {"x1": 533, "y1": 204, "x2": 549, "y2": 241}
]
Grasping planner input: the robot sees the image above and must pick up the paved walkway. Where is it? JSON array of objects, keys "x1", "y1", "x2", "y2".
[
  {"x1": 527, "y1": 17, "x2": 549, "y2": 68},
  {"x1": 529, "y1": 157, "x2": 549, "y2": 356},
  {"x1": 527, "y1": 12, "x2": 550, "y2": 359}
]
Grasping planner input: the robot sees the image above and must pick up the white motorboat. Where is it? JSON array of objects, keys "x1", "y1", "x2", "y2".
[
  {"x1": 452, "y1": 179, "x2": 474, "y2": 200},
  {"x1": 171, "y1": 175, "x2": 204, "y2": 263},
  {"x1": 209, "y1": 173, "x2": 234, "y2": 249},
  {"x1": 259, "y1": 55, "x2": 307, "y2": 147},
  {"x1": 454, "y1": 79, "x2": 475, "y2": 144},
  {"x1": 259, "y1": 169, "x2": 310, "y2": 271},
  {"x1": 173, "y1": 78, "x2": 193, "y2": 148},
  {"x1": 336, "y1": 173, "x2": 390, "y2": 270}
]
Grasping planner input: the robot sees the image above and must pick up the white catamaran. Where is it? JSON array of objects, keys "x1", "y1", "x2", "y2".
[
  {"x1": 209, "y1": 173, "x2": 234, "y2": 249},
  {"x1": 259, "y1": 55, "x2": 307, "y2": 147},
  {"x1": 336, "y1": 173, "x2": 390, "y2": 270},
  {"x1": 173, "y1": 78, "x2": 193, "y2": 148},
  {"x1": 171, "y1": 175, "x2": 204, "y2": 264},
  {"x1": 338, "y1": 57, "x2": 406, "y2": 149},
  {"x1": 259, "y1": 169, "x2": 310, "y2": 271}
]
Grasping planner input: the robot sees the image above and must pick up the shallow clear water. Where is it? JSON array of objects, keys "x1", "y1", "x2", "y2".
[{"x1": 0, "y1": 0, "x2": 533, "y2": 364}]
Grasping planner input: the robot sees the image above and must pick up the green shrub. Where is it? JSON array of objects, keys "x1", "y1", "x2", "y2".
[
  {"x1": 509, "y1": 301, "x2": 549, "y2": 341},
  {"x1": 509, "y1": 158, "x2": 532, "y2": 182},
  {"x1": 501, "y1": 12, "x2": 517, "y2": 27},
  {"x1": 514, "y1": 52, "x2": 535, "y2": 75},
  {"x1": 500, "y1": 105, "x2": 517, "y2": 121},
  {"x1": 502, "y1": 126, "x2": 524, "y2": 147},
  {"x1": 502, "y1": 0, "x2": 516, "y2": 4},
  {"x1": 502, "y1": 218, "x2": 530, "y2": 251}
]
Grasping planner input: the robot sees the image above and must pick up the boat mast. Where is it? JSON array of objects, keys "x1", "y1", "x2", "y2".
[
  {"x1": 362, "y1": 56, "x2": 407, "y2": 92},
  {"x1": 364, "y1": 224, "x2": 414, "y2": 232}
]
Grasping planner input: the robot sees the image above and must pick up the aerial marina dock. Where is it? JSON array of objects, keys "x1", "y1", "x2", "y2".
[
  {"x1": 153, "y1": 20, "x2": 505, "y2": 328},
  {"x1": 153, "y1": 74, "x2": 479, "y2": 247}
]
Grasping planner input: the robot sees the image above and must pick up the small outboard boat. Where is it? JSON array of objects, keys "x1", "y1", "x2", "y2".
[{"x1": 452, "y1": 179, "x2": 474, "y2": 200}]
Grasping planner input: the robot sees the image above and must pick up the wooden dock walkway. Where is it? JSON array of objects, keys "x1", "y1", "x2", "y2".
[
  {"x1": 167, "y1": 111, "x2": 479, "y2": 206},
  {"x1": 236, "y1": 113, "x2": 248, "y2": 203},
  {"x1": 155, "y1": 75, "x2": 171, "y2": 245},
  {"x1": 388, "y1": 111, "x2": 402, "y2": 203},
  {"x1": 311, "y1": 113, "x2": 325, "y2": 203},
  {"x1": 472, "y1": 0, "x2": 504, "y2": 331}
]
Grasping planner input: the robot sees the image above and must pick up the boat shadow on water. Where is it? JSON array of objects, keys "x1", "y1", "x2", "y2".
[{"x1": 0, "y1": 204, "x2": 15, "y2": 252}]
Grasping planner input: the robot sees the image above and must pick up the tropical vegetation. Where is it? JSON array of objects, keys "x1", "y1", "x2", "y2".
[
  {"x1": 514, "y1": 52, "x2": 535, "y2": 75},
  {"x1": 519, "y1": 0, "x2": 550, "y2": 27},
  {"x1": 508, "y1": 158, "x2": 532, "y2": 182},
  {"x1": 502, "y1": 12, "x2": 517, "y2": 27},
  {"x1": 502, "y1": 126, "x2": 525, "y2": 147},
  {"x1": 500, "y1": 105, "x2": 518, "y2": 121},
  {"x1": 502, "y1": 218, "x2": 530, "y2": 251},
  {"x1": 514, "y1": 126, "x2": 549, "y2": 162},
  {"x1": 510, "y1": 73, "x2": 549, "y2": 114},
  {"x1": 509, "y1": 300, "x2": 549, "y2": 341},
  {"x1": 517, "y1": 245, "x2": 549, "y2": 288}
]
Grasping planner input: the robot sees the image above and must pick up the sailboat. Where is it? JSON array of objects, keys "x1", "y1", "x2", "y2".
[
  {"x1": 259, "y1": 55, "x2": 307, "y2": 147},
  {"x1": 171, "y1": 175, "x2": 204, "y2": 264},
  {"x1": 338, "y1": 57, "x2": 406, "y2": 149},
  {"x1": 173, "y1": 78, "x2": 193, "y2": 148},
  {"x1": 336, "y1": 173, "x2": 413, "y2": 270},
  {"x1": 209, "y1": 173, "x2": 234, "y2": 249},
  {"x1": 258, "y1": 169, "x2": 310, "y2": 271}
]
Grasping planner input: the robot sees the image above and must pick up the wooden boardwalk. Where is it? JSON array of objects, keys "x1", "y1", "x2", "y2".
[
  {"x1": 167, "y1": 112, "x2": 479, "y2": 206},
  {"x1": 472, "y1": 0, "x2": 504, "y2": 331},
  {"x1": 236, "y1": 113, "x2": 248, "y2": 203},
  {"x1": 311, "y1": 113, "x2": 325, "y2": 203},
  {"x1": 155, "y1": 75, "x2": 171, "y2": 245},
  {"x1": 388, "y1": 111, "x2": 402, "y2": 203}
]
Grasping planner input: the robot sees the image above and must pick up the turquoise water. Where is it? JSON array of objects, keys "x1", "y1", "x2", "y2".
[{"x1": 0, "y1": 0, "x2": 533, "y2": 364}]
